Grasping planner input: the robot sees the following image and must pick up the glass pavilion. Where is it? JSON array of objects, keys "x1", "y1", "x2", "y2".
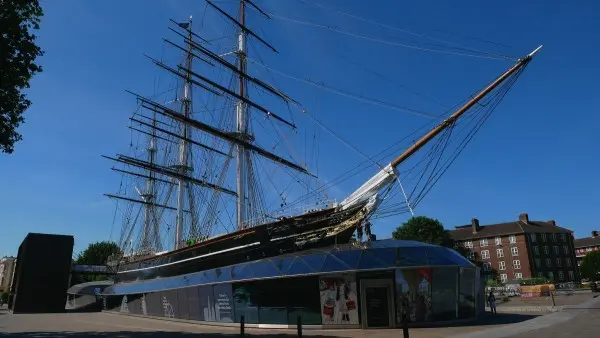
[{"x1": 103, "y1": 239, "x2": 481, "y2": 329}]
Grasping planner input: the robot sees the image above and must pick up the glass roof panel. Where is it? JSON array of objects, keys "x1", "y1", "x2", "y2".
[
  {"x1": 320, "y1": 253, "x2": 352, "y2": 273},
  {"x1": 250, "y1": 260, "x2": 281, "y2": 279},
  {"x1": 397, "y1": 246, "x2": 429, "y2": 266},
  {"x1": 300, "y1": 253, "x2": 327, "y2": 272},
  {"x1": 357, "y1": 250, "x2": 388, "y2": 270},
  {"x1": 287, "y1": 257, "x2": 315, "y2": 275},
  {"x1": 330, "y1": 249, "x2": 362, "y2": 269}
]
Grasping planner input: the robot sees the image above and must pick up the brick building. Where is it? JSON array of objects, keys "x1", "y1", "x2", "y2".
[
  {"x1": 0, "y1": 256, "x2": 16, "y2": 293},
  {"x1": 449, "y1": 213, "x2": 579, "y2": 284},
  {"x1": 574, "y1": 231, "x2": 600, "y2": 273}
]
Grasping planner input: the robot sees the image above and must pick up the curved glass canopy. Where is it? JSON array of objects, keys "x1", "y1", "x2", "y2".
[{"x1": 103, "y1": 239, "x2": 474, "y2": 295}]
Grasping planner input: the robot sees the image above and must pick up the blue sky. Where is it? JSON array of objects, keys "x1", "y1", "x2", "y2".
[{"x1": 1, "y1": 0, "x2": 599, "y2": 257}]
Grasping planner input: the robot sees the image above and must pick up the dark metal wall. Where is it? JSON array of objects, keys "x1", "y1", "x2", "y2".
[{"x1": 11, "y1": 233, "x2": 74, "y2": 313}]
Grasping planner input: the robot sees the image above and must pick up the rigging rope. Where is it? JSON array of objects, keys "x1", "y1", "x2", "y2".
[
  {"x1": 298, "y1": 0, "x2": 517, "y2": 61},
  {"x1": 261, "y1": 12, "x2": 515, "y2": 61}
]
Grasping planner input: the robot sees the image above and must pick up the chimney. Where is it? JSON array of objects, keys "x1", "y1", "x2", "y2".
[
  {"x1": 471, "y1": 218, "x2": 480, "y2": 233},
  {"x1": 593, "y1": 231, "x2": 599, "y2": 238},
  {"x1": 547, "y1": 220, "x2": 556, "y2": 226},
  {"x1": 518, "y1": 213, "x2": 529, "y2": 224}
]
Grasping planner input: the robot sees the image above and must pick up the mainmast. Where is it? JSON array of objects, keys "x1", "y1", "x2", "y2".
[
  {"x1": 175, "y1": 16, "x2": 194, "y2": 250},
  {"x1": 236, "y1": 0, "x2": 248, "y2": 230}
]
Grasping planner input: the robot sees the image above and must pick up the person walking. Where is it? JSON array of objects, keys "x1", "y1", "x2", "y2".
[{"x1": 487, "y1": 291, "x2": 497, "y2": 315}]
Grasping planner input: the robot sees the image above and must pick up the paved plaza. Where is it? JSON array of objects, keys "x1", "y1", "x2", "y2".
[{"x1": 0, "y1": 293, "x2": 597, "y2": 338}]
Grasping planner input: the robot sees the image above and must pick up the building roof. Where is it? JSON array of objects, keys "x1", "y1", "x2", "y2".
[
  {"x1": 103, "y1": 239, "x2": 474, "y2": 296},
  {"x1": 449, "y1": 215, "x2": 572, "y2": 241},
  {"x1": 574, "y1": 236, "x2": 600, "y2": 249}
]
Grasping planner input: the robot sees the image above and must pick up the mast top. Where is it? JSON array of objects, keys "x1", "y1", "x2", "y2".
[{"x1": 528, "y1": 45, "x2": 543, "y2": 58}]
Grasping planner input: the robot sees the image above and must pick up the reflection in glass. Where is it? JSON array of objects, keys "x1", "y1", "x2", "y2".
[
  {"x1": 395, "y1": 268, "x2": 432, "y2": 324},
  {"x1": 458, "y1": 268, "x2": 476, "y2": 318},
  {"x1": 431, "y1": 267, "x2": 458, "y2": 321}
]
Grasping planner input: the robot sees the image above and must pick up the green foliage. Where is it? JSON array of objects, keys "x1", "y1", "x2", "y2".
[
  {"x1": 392, "y1": 216, "x2": 454, "y2": 247},
  {"x1": 519, "y1": 277, "x2": 552, "y2": 286},
  {"x1": 580, "y1": 251, "x2": 600, "y2": 281},
  {"x1": 0, "y1": 0, "x2": 44, "y2": 154},
  {"x1": 486, "y1": 279, "x2": 502, "y2": 287},
  {"x1": 0, "y1": 292, "x2": 8, "y2": 303},
  {"x1": 71, "y1": 241, "x2": 121, "y2": 285},
  {"x1": 75, "y1": 241, "x2": 122, "y2": 265}
]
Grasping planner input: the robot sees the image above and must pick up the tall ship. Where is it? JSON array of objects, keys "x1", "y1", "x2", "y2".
[{"x1": 103, "y1": 0, "x2": 541, "y2": 283}]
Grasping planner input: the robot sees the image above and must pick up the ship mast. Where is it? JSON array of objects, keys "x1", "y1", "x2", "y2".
[
  {"x1": 236, "y1": 0, "x2": 248, "y2": 230},
  {"x1": 174, "y1": 16, "x2": 194, "y2": 250}
]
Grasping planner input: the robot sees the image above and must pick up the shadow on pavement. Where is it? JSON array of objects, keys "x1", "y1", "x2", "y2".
[
  {"x1": 414, "y1": 313, "x2": 539, "y2": 328},
  {"x1": 0, "y1": 332, "x2": 337, "y2": 338}
]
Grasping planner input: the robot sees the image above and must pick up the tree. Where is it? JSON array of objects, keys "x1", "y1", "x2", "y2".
[
  {"x1": 75, "y1": 241, "x2": 122, "y2": 266},
  {"x1": 580, "y1": 251, "x2": 600, "y2": 281},
  {"x1": 72, "y1": 241, "x2": 122, "y2": 285},
  {"x1": 1, "y1": 0, "x2": 44, "y2": 154},
  {"x1": 392, "y1": 216, "x2": 498, "y2": 279},
  {"x1": 0, "y1": 291, "x2": 9, "y2": 304},
  {"x1": 392, "y1": 216, "x2": 454, "y2": 247}
]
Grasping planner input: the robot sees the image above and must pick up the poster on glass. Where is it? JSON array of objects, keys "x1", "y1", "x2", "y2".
[
  {"x1": 395, "y1": 268, "x2": 432, "y2": 323},
  {"x1": 319, "y1": 275, "x2": 359, "y2": 325}
]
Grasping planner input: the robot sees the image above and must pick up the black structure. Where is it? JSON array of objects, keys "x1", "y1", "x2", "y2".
[{"x1": 10, "y1": 233, "x2": 74, "y2": 313}]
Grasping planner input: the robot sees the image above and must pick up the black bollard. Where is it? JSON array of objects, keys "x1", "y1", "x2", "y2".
[
  {"x1": 297, "y1": 315, "x2": 303, "y2": 338},
  {"x1": 551, "y1": 291, "x2": 556, "y2": 307},
  {"x1": 240, "y1": 315, "x2": 245, "y2": 337},
  {"x1": 402, "y1": 314, "x2": 409, "y2": 338}
]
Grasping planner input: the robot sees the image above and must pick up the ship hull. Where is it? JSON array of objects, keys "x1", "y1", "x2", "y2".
[{"x1": 114, "y1": 203, "x2": 368, "y2": 282}]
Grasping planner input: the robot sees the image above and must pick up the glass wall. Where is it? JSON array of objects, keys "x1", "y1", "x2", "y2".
[
  {"x1": 233, "y1": 276, "x2": 322, "y2": 325},
  {"x1": 395, "y1": 267, "x2": 476, "y2": 324},
  {"x1": 395, "y1": 268, "x2": 432, "y2": 324},
  {"x1": 431, "y1": 267, "x2": 458, "y2": 321}
]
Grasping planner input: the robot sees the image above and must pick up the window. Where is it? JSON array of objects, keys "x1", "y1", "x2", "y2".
[
  {"x1": 515, "y1": 272, "x2": 523, "y2": 280},
  {"x1": 534, "y1": 246, "x2": 539, "y2": 255},
  {"x1": 481, "y1": 250, "x2": 490, "y2": 259},
  {"x1": 465, "y1": 241, "x2": 473, "y2": 248},
  {"x1": 556, "y1": 258, "x2": 562, "y2": 267},
  {"x1": 530, "y1": 233, "x2": 537, "y2": 242},
  {"x1": 568, "y1": 271, "x2": 575, "y2": 280},
  {"x1": 468, "y1": 252, "x2": 475, "y2": 260},
  {"x1": 496, "y1": 248, "x2": 504, "y2": 258},
  {"x1": 483, "y1": 262, "x2": 492, "y2": 271},
  {"x1": 587, "y1": 247, "x2": 592, "y2": 252},
  {"x1": 499, "y1": 261, "x2": 506, "y2": 270},
  {"x1": 566, "y1": 259, "x2": 572, "y2": 267},
  {"x1": 561, "y1": 233, "x2": 566, "y2": 242},
  {"x1": 558, "y1": 271, "x2": 564, "y2": 281},
  {"x1": 553, "y1": 246, "x2": 559, "y2": 255},
  {"x1": 535, "y1": 258, "x2": 541, "y2": 268},
  {"x1": 509, "y1": 235, "x2": 517, "y2": 244},
  {"x1": 546, "y1": 258, "x2": 552, "y2": 267},
  {"x1": 563, "y1": 246, "x2": 569, "y2": 254},
  {"x1": 480, "y1": 239, "x2": 488, "y2": 247},
  {"x1": 511, "y1": 247, "x2": 519, "y2": 256},
  {"x1": 500, "y1": 274, "x2": 508, "y2": 283},
  {"x1": 495, "y1": 237, "x2": 502, "y2": 245},
  {"x1": 537, "y1": 272, "x2": 544, "y2": 278},
  {"x1": 513, "y1": 260, "x2": 521, "y2": 269},
  {"x1": 542, "y1": 233, "x2": 547, "y2": 242},
  {"x1": 548, "y1": 271, "x2": 554, "y2": 281},
  {"x1": 544, "y1": 246, "x2": 550, "y2": 254},
  {"x1": 552, "y1": 233, "x2": 557, "y2": 242}
]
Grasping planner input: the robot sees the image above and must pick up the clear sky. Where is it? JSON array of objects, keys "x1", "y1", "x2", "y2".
[{"x1": 1, "y1": 0, "x2": 599, "y2": 257}]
